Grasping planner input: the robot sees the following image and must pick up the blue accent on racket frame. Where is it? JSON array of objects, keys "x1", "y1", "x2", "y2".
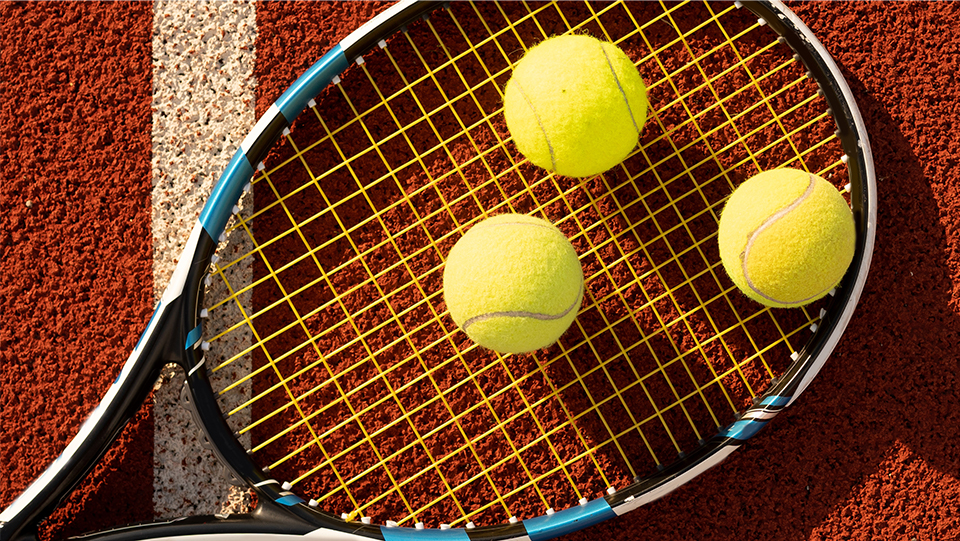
[
  {"x1": 185, "y1": 325, "x2": 203, "y2": 350},
  {"x1": 133, "y1": 303, "x2": 162, "y2": 357},
  {"x1": 275, "y1": 45, "x2": 349, "y2": 121},
  {"x1": 198, "y1": 46, "x2": 349, "y2": 241},
  {"x1": 380, "y1": 527, "x2": 471, "y2": 541},
  {"x1": 199, "y1": 151, "x2": 255, "y2": 239},
  {"x1": 720, "y1": 395, "x2": 791, "y2": 440},
  {"x1": 722, "y1": 419, "x2": 768, "y2": 441},
  {"x1": 523, "y1": 498, "x2": 617, "y2": 541},
  {"x1": 275, "y1": 494, "x2": 305, "y2": 507},
  {"x1": 761, "y1": 394, "x2": 790, "y2": 407}
]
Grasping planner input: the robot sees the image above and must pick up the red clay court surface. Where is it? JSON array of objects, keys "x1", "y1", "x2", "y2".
[{"x1": 2, "y1": 2, "x2": 959, "y2": 540}]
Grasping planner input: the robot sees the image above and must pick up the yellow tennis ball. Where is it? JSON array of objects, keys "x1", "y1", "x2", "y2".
[
  {"x1": 443, "y1": 214, "x2": 584, "y2": 354},
  {"x1": 718, "y1": 168, "x2": 856, "y2": 308},
  {"x1": 504, "y1": 34, "x2": 648, "y2": 178}
]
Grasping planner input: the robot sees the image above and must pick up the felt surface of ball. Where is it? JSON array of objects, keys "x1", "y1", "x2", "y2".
[
  {"x1": 443, "y1": 214, "x2": 584, "y2": 354},
  {"x1": 718, "y1": 168, "x2": 856, "y2": 308},
  {"x1": 504, "y1": 34, "x2": 648, "y2": 178}
]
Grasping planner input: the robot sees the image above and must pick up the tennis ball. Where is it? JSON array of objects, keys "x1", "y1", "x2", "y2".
[
  {"x1": 504, "y1": 34, "x2": 648, "y2": 178},
  {"x1": 443, "y1": 214, "x2": 584, "y2": 354},
  {"x1": 718, "y1": 168, "x2": 856, "y2": 308}
]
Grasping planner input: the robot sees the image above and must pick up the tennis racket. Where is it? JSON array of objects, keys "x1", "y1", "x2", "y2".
[{"x1": 1, "y1": 1, "x2": 876, "y2": 540}]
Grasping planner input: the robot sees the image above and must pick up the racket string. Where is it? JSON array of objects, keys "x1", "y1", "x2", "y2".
[
  {"x1": 199, "y1": 0, "x2": 846, "y2": 528},
  {"x1": 272, "y1": 42, "x2": 548, "y2": 520},
  {"x1": 279, "y1": 107, "x2": 471, "y2": 522},
  {"x1": 336, "y1": 29, "x2": 563, "y2": 519}
]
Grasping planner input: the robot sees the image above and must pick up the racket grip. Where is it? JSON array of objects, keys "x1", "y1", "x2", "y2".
[
  {"x1": 61, "y1": 512, "x2": 324, "y2": 541},
  {"x1": 59, "y1": 492, "x2": 384, "y2": 541}
]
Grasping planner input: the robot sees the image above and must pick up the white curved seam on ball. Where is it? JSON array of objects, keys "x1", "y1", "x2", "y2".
[
  {"x1": 473, "y1": 218, "x2": 568, "y2": 238},
  {"x1": 741, "y1": 173, "x2": 830, "y2": 306},
  {"x1": 513, "y1": 80, "x2": 557, "y2": 172},
  {"x1": 598, "y1": 41, "x2": 641, "y2": 135},
  {"x1": 461, "y1": 281, "x2": 584, "y2": 331}
]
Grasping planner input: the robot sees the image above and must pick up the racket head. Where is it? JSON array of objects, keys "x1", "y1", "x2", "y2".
[
  {"x1": 183, "y1": 0, "x2": 877, "y2": 538},
  {"x1": 0, "y1": 2, "x2": 876, "y2": 541}
]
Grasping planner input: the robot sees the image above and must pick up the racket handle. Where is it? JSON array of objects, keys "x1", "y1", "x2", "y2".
[{"x1": 62, "y1": 505, "x2": 370, "y2": 541}]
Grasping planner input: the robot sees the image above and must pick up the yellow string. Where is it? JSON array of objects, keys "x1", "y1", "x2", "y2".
[{"x1": 196, "y1": 0, "x2": 851, "y2": 527}]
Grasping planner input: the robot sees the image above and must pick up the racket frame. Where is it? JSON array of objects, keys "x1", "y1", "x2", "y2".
[{"x1": 0, "y1": 1, "x2": 876, "y2": 540}]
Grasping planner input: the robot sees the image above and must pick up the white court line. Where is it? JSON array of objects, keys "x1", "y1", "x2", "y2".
[{"x1": 151, "y1": 0, "x2": 256, "y2": 519}]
